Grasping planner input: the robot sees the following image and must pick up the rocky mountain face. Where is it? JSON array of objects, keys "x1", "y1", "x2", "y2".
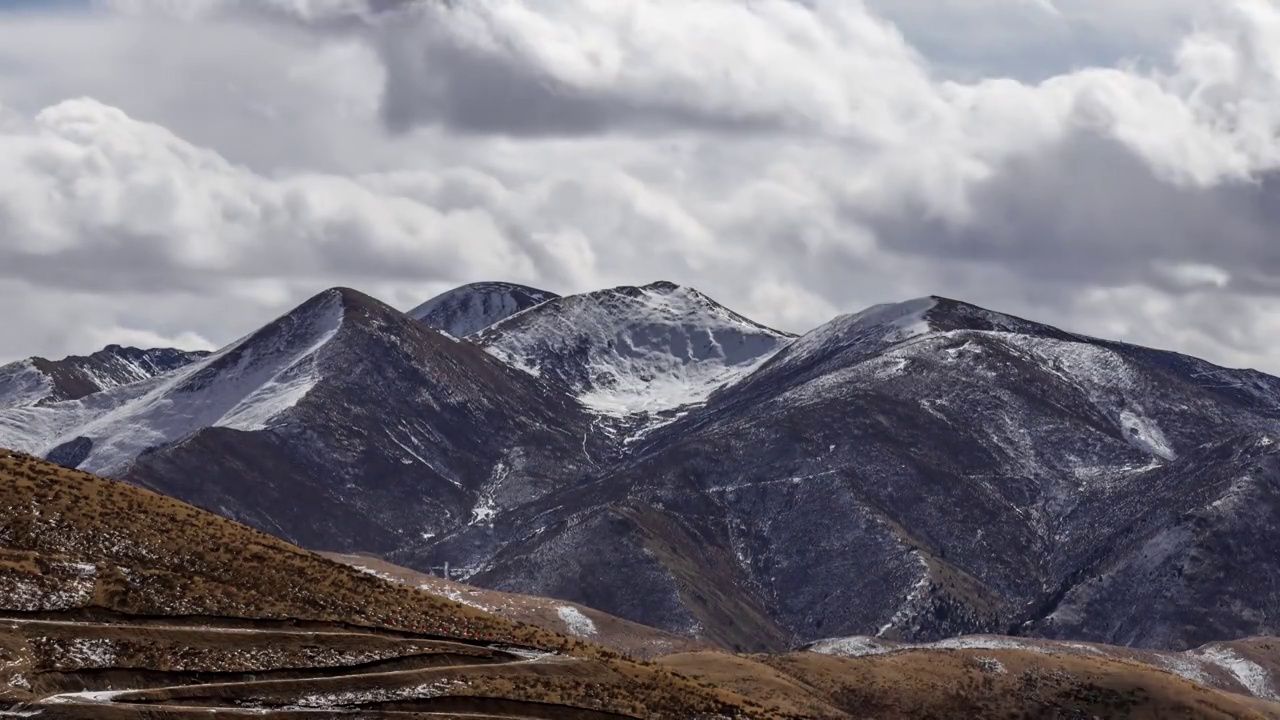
[
  {"x1": 0, "y1": 345, "x2": 208, "y2": 410},
  {"x1": 6, "y1": 281, "x2": 1280, "y2": 656}
]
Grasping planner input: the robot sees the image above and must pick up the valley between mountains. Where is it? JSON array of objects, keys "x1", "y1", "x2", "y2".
[{"x1": 7, "y1": 280, "x2": 1280, "y2": 717}]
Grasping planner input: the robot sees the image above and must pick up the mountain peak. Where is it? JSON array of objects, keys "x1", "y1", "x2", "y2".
[
  {"x1": 478, "y1": 282, "x2": 794, "y2": 416},
  {"x1": 641, "y1": 280, "x2": 682, "y2": 292},
  {"x1": 409, "y1": 281, "x2": 559, "y2": 338}
]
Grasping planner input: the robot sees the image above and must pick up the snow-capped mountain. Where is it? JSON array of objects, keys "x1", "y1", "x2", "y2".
[
  {"x1": 477, "y1": 281, "x2": 795, "y2": 417},
  {"x1": 7, "y1": 283, "x2": 1280, "y2": 656},
  {"x1": 117, "y1": 288, "x2": 594, "y2": 554},
  {"x1": 408, "y1": 281, "x2": 558, "y2": 338},
  {"x1": 0, "y1": 345, "x2": 208, "y2": 410}
]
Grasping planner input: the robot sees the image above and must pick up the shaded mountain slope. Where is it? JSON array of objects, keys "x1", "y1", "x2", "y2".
[{"x1": 408, "y1": 280, "x2": 559, "y2": 338}]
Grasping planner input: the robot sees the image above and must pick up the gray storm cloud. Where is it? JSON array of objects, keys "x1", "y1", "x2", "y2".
[{"x1": 1, "y1": 0, "x2": 1280, "y2": 372}]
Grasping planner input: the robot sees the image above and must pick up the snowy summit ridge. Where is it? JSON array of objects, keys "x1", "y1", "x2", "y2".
[
  {"x1": 0, "y1": 289, "x2": 347, "y2": 475},
  {"x1": 476, "y1": 281, "x2": 796, "y2": 416}
]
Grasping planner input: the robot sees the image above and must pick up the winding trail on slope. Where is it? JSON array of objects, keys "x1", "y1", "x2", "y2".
[{"x1": 4, "y1": 616, "x2": 616, "y2": 719}]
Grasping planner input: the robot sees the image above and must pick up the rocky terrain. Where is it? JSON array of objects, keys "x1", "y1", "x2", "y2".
[{"x1": 5, "y1": 281, "x2": 1280, "y2": 657}]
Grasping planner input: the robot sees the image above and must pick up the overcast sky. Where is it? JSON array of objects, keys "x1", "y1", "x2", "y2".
[{"x1": 2, "y1": 0, "x2": 1280, "y2": 372}]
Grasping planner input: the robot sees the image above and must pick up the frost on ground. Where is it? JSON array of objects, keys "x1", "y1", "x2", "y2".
[
  {"x1": 1192, "y1": 645, "x2": 1278, "y2": 700},
  {"x1": 810, "y1": 634, "x2": 1104, "y2": 659},
  {"x1": 290, "y1": 679, "x2": 466, "y2": 708},
  {"x1": 556, "y1": 606, "x2": 597, "y2": 638},
  {"x1": 351, "y1": 565, "x2": 396, "y2": 583},
  {"x1": 426, "y1": 586, "x2": 494, "y2": 612},
  {"x1": 30, "y1": 638, "x2": 118, "y2": 670},
  {"x1": 806, "y1": 636, "x2": 896, "y2": 658},
  {"x1": 43, "y1": 689, "x2": 127, "y2": 704},
  {"x1": 1155, "y1": 654, "x2": 1213, "y2": 686},
  {"x1": 0, "y1": 574, "x2": 94, "y2": 612},
  {"x1": 974, "y1": 657, "x2": 1007, "y2": 674}
]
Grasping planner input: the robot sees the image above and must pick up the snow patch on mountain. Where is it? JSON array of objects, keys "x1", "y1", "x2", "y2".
[
  {"x1": 809, "y1": 634, "x2": 1106, "y2": 659},
  {"x1": 806, "y1": 636, "x2": 896, "y2": 657},
  {"x1": 0, "y1": 385, "x2": 133, "y2": 459},
  {"x1": 556, "y1": 605, "x2": 597, "y2": 637},
  {"x1": 212, "y1": 317, "x2": 342, "y2": 432},
  {"x1": 1118, "y1": 409, "x2": 1176, "y2": 461},
  {"x1": 480, "y1": 282, "x2": 794, "y2": 416}
]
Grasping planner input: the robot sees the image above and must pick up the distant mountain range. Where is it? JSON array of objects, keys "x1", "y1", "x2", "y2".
[{"x1": 4, "y1": 280, "x2": 1280, "y2": 655}]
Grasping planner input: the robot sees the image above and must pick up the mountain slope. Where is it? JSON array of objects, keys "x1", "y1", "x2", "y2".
[
  {"x1": 408, "y1": 281, "x2": 558, "y2": 338},
  {"x1": 663, "y1": 641, "x2": 1280, "y2": 719},
  {"x1": 0, "y1": 451, "x2": 781, "y2": 719},
  {"x1": 122, "y1": 288, "x2": 601, "y2": 558},
  {"x1": 0, "y1": 345, "x2": 208, "y2": 410},
  {"x1": 0, "y1": 290, "x2": 348, "y2": 475},
  {"x1": 439, "y1": 295, "x2": 1280, "y2": 652},
  {"x1": 321, "y1": 551, "x2": 711, "y2": 659},
  {"x1": 0, "y1": 287, "x2": 601, "y2": 562},
  {"x1": 477, "y1": 280, "x2": 795, "y2": 417}
]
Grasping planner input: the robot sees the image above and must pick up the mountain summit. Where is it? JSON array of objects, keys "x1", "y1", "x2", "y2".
[
  {"x1": 477, "y1": 281, "x2": 796, "y2": 416},
  {"x1": 408, "y1": 281, "x2": 558, "y2": 338}
]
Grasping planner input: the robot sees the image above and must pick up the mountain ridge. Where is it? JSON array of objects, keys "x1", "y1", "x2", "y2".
[
  {"x1": 0, "y1": 345, "x2": 210, "y2": 411},
  {"x1": 5, "y1": 281, "x2": 1280, "y2": 657}
]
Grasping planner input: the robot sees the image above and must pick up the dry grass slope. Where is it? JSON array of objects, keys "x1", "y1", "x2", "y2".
[
  {"x1": 662, "y1": 649, "x2": 1280, "y2": 719},
  {"x1": 0, "y1": 450, "x2": 787, "y2": 719}
]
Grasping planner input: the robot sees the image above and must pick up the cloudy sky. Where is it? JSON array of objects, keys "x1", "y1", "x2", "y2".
[{"x1": 2, "y1": 0, "x2": 1280, "y2": 372}]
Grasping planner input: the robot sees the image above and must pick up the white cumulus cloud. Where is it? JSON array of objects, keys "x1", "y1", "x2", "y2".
[{"x1": 1, "y1": 0, "x2": 1280, "y2": 374}]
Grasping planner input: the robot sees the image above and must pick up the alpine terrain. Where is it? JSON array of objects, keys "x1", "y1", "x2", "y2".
[{"x1": 5, "y1": 280, "x2": 1280, "y2": 660}]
